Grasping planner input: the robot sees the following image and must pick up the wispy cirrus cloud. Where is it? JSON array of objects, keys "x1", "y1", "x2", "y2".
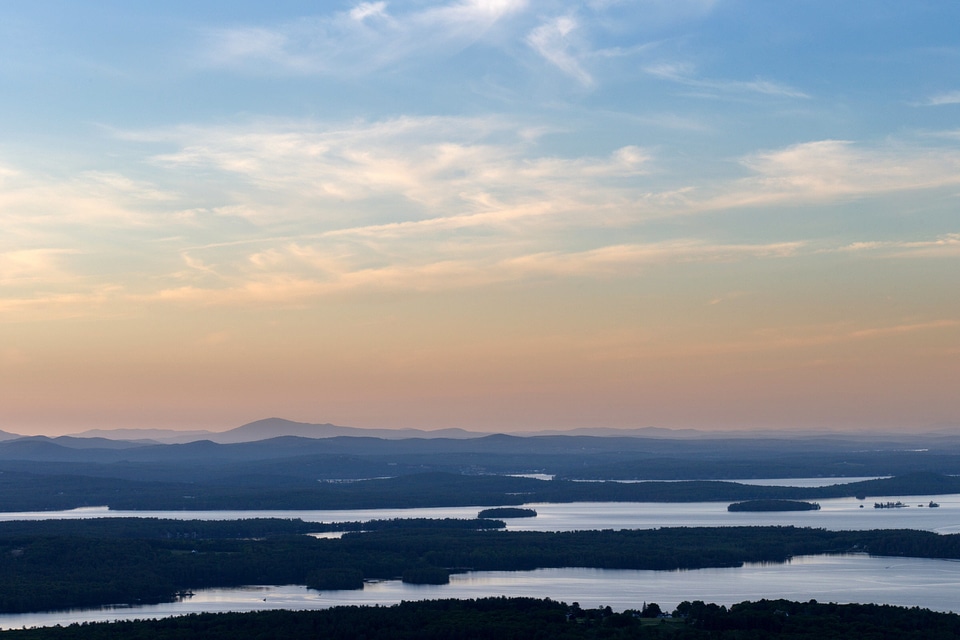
[
  {"x1": 644, "y1": 61, "x2": 809, "y2": 99},
  {"x1": 147, "y1": 115, "x2": 652, "y2": 227},
  {"x1": 148, "y1": 237, "x2": 806, "y2": 306},
  {"x1": 5, "y1": 115, "x2": 960, "y2": 319},
  {"x1": 71, "y1": 227, "x2": 947, "y2": 311},
  {"x1": 526, "y1": 15, "x2": 593, "y2": 86},
  {"x1": 739, "y1": 139, "x2": 960, "y2": 196},
  {"x1": 0, "y1": 235, "x2": 805, "y2": 315},
  {"x1": 681, "y1": 139, "x2": 960, "y2": 214},
  {"x1": 116, "y1": 121, "x2": 960, "y2": 311},
  {"x1": 841, "y1": 233, "x2": 960, "y2": 258},
  {"x1": 0, "y1": 166, "x2": 178, "y2": 238},
  {"x1": 201, "y1": 1, "x2": 699, "y2": 89},
  {"x1": 0, "y1": 159, "x2": 189, "y2": 318},
  {"x1": 917, "y1": 90, "x2": 960, "y2": 106},
  {"x1": 203, "y1": 0, "x2": 528, "y2": 75},
  {"x1": 162, "y1": 226, "x2": 959, "y2": 310},
  {"x1": 0, "y1": 249, "x2": 77, "y2": 286}
]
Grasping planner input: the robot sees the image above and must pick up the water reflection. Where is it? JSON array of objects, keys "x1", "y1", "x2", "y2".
[
  {"x1": 2, "y1": 477, "x2": 958, "y2": 629},
  {"x1": 508, "y1": 494, "x2": 960, "y2": 534},
  {"x1": 1, "y1": 490, "x2": 960, "y2": 533},
  {"x1": 732, "y1": 477, "x2": 887, "y2": 487},
  {"x1": 3, "y1": 555, "x2": 960, "y2": 629}
]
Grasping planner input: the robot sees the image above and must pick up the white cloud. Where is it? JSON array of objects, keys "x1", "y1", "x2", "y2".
[
  {"x1": 78, "y1": 171, "x2": 177, "y2": 203},
  {"x1": 197, "y1": 0, "x2": 732, "y2": 90},
  {"x1": 526, "y1": 15, "x2": 593, "y2": 86},
  {"x1": 205, "y1": 27, "x2": 288, "y2": 64},
  {"x1": 644, "y1": 61, "x2": 809, "y2": 99},
  {"x1": 203, "y1": 0, "x2": 527, "y2": 75},
  {"x1": 146, "y1": 237, "x2": 805, "y2": 305},
  {"x1": 350, "y1": 2, "x2": 390, "y2": 22},
  {"x1": 0, "y1": 161, "x2": 190, "y2": 319},
  {"x1": 0, "y1": 166, "x2": 178, "y2": 238},
  {"x1": 5, "y1": 119, "x2": 960, "y2": 318},
  {"x1": 0, "y1": 249, "x2": 76, "y2": 286},
  {"x1": 920, "y1": 90, "x2": 960, "y2": 106},
  {"x1": 841, "y1": 233, "x2": 960, "y2": 258},
  {"x1": 847, "y1": 320, "x2": 960, "y2": 339},
  {"x1": 741, "y1": 139, "x2": 960, "y2": 196},
  {"x1": 149, "y1": 116, "x2": 652, "y2": 227},
  {"x1": 499, "y1": 239, "x2": 802, "y2": 277},
  {"x1": 109, "y1": 122, "x2": 960, "y2": 310},
  {"x1": 0, "y1": 285, "x2": 123, "y2": 318},
  {"x1": 684, "y1": 140, "x2": 960, "y2": 213}
]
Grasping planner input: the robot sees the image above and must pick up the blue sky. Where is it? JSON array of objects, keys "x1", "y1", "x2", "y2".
[{"x1": 0, "y1": 1, "x2": 958, "y2": 434}]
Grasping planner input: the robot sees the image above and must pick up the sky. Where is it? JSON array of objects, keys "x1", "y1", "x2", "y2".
[{"x1": 0, "y1": 1, "x2": 958, "y2": 436}]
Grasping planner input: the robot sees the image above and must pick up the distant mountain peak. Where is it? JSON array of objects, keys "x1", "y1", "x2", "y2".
[{"x1": 212, "y1": 418, "x2": 488, "y2": 443}]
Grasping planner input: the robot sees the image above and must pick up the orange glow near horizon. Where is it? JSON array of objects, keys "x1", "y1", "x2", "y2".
[{"x1": 0, "y1": 3, "x2": 958, "y2": 437}]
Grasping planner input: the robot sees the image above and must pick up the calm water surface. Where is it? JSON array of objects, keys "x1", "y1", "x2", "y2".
[
  {"x1": 3, "y1": 491, "x2": 959, "y2": 533},
  {"x1": 2, "y1": 478, "x2": 959, "y2": 628},
  {"x1": 3, "y1": 554, "x2": 960, "y2": 629}
]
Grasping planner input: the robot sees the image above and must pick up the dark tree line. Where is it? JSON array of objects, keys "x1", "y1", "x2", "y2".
[
  {"x1": 727, "y1": 500, "x2": 820, "y2": 512},
  {"x1": 3, "y1": 597, "x2": 960, "y2": 640},
  {"x1": 2, "y1": 523, "x2": 960, "y2": 613},
  {"x1": 0, "y1": 517, "x2": 503, "y2": 540},
  {"x1": 0, "y1": 469, "x2": 957, "y2": 511}
]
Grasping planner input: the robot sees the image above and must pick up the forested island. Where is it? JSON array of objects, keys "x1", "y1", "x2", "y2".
[
  {"x1": 3, "y1": 597, "x2": 960, "y2": 640},
  {"x1": 727, "y1": 500, "x2": 821, "y2": 512},
  {"x1": 477, "y1": 507, "x2": 537, "y2": 518},
  {"x1": 2, "y1": 519, "x2": 960, "y2": 613}
]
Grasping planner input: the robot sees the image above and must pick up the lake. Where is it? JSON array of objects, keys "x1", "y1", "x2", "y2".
[
  {"x1": 3, "y1": 492, "x2": 960, "y2": 533},
  {"x1": 2, "y1": 477, "x2": 959, "y2": 628},
  {"x1": 2, "y1": 554, "x2": 960, "y2": 629}
]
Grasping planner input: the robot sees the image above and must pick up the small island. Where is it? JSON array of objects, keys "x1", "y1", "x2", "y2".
[
  {"x1": 727, "y1": 499, "x2": 821, "y2": 512},
  {"x1": 478, "y1": 507, "x2": 537, "y2": 519},
  {"x1": 874, "y1": 501, "x2": 907, "y2": 509}
]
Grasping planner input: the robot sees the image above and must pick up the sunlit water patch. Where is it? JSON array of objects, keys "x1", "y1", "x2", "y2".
[
  {"x1": 3, "y1": 490, "x2": 960, "y2": 533},
  {"x1": 3, "y1": 554, "x2": 960, "y2": 629}
]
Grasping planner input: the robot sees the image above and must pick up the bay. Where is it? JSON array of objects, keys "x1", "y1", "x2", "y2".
[{"x1": 3, "y1": 554, "x2": 960, "y2": 629}]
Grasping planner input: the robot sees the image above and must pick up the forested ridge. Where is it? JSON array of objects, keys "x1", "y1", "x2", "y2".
[
  {"x1": 3, "y1": 597, "x2": 960, "y2": 639},
  {"x1": 0, "y1": 470, "x2": 956, "y2": 512},
  {"x1": 1, "y1": 521, "x2": 960, "y2": 613},
  {"x1": 8, "y1": 430, "x2": 960, "y2": 485}
]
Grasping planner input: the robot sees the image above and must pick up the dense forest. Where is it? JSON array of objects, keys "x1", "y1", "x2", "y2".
[
  {"x1": 3, "y1": 597, "x2": 960, "y2": 639},
  {"x1": 476, "y1": 508, "x2": 537, "y2": 518},
  {"x1": 727, "y1": 500, "x2": 821, "y2": 512},
  {"x1": 1, "y1": 431, "x2": 959, "y2": 633},
  {"x1": 8, "y1": 429, "x2": 960, "y2": 485},
  {"x1": 1, "y1": 520, "x2": 960, "y2": 613},
  {"x1": 0, "y1": 517, "x2": 505, "y2": 539},
  {"x1": 0, "y1": 469, "x2": 957, "y2": 512}
]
